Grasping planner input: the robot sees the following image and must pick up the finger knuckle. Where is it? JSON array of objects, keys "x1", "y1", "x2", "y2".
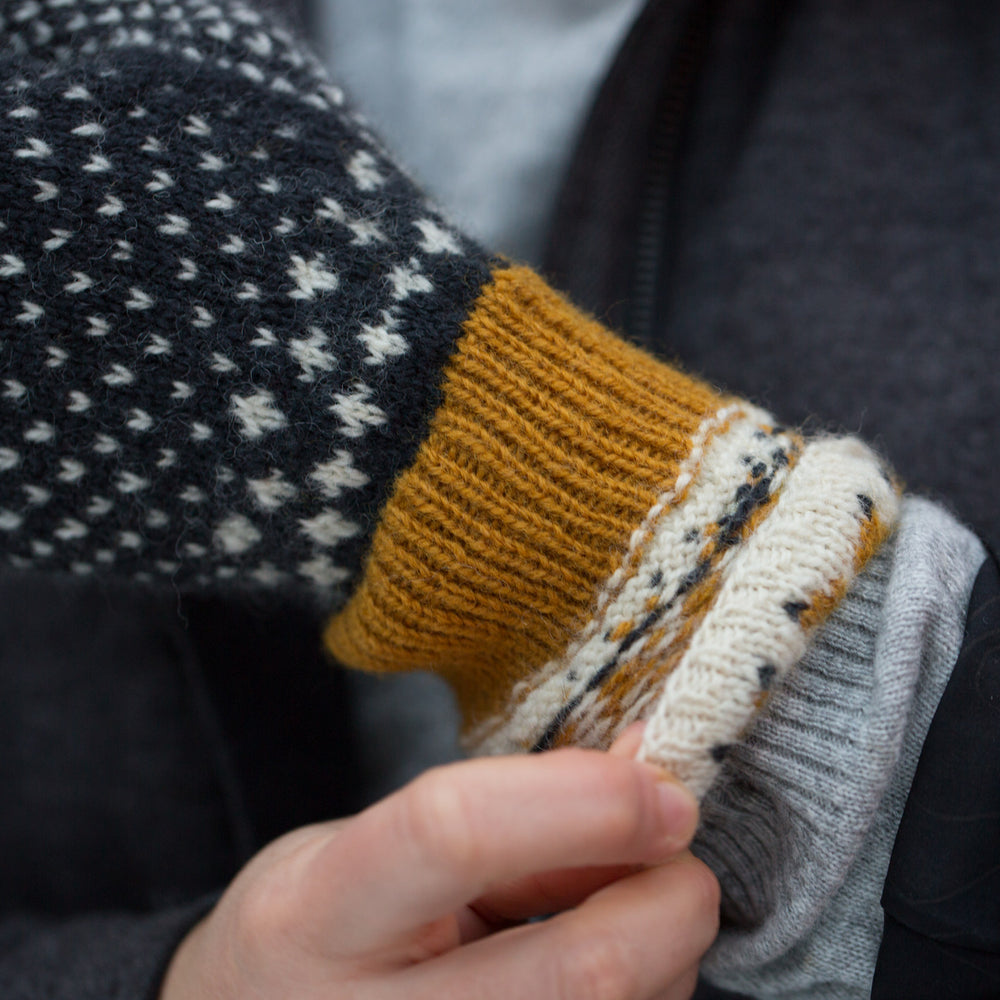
[
  {"x1": 554, "y1": 932, "x2": 638, "y2": 1000},
  {"x1": 231, "y1": 879, "x2": 299, "y2": 957},
  {"x1": 400, "y1": 767, "x2": 483, "y2": 875},
  {"x1": 228, "y1": 835, "x2": 321, "y2": 955}
]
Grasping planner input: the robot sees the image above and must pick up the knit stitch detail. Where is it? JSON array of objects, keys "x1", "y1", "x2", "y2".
[
  {"x1": 1, "y1": 0, "x2": 902, "y2": 790},
  {"x1": 325, "y1": 267, "x2": 900, "y2": 766},
  {"x1": 325, "y1": 265, "x2": 726, "y2": 724},
  {"x1": 0, "y1": 1, "x2": 491, "y2": 598},
  {"x1": 466, "y1": 403, "x2": 803, "y2": 755},
  {"x1": 638, "y1": 436, "x2": 898, "y2": 797}
]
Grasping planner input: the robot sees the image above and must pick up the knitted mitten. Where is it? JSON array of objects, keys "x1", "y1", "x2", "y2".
[
  {"x1": 0, "y1": 0, "x2": 897, "y2": 797},
  {"x1": 325, "y1": 267, "x2": 898, "y2": 796}
]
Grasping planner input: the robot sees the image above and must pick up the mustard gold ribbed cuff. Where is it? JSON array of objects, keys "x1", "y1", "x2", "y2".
[
  {"x1": 325, "y1": 266, "x2": 899, "y2": 791},
  {"x1": 324, "y1": 266, "x2": 727, "y2": 724}
]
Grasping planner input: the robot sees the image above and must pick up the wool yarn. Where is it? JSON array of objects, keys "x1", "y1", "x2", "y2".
[
  {"x1": 0, "y1": 0, "x2": 897, "y2": 791},
  {"x1": 326, "y1": 269, "x2": 898, "y2": 795}
]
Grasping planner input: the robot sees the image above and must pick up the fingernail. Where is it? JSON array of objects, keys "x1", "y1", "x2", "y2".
[
  {"x1": 645, "y1": 766, "x2": 698, "y2": 849},
  {"x1": 608, "y1": 720, "x2": 647, "y2": 757}
]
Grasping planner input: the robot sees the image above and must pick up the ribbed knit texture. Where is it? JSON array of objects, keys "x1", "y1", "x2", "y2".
[
  {"x1": 638, "y1": 435, "x2": 896, "y2": 795},
  {"x1": 326, "y1": 267, "x2": 899, "y2": 791},
  {"x1": 0, "y1": 6, "x2": 992, "y2": 1000},
  {"x1": 696, "y1": 498, "x2": 986, "y2": 999},
  {"x1": 326, "y1": 266, "x2": 725, "y2": 724}
]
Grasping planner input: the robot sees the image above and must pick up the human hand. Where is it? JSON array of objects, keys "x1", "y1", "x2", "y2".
[{"x1": 159, "y1": 731, "x2": 718, "y2": 1000}]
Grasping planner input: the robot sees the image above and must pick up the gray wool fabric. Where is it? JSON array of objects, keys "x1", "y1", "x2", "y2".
[
  {"x1": 318, "y1": 0, "x2": 644, "y2": 262},
  {"x1": 696, "y1": 498, "x2": 986, "y2": 999}
]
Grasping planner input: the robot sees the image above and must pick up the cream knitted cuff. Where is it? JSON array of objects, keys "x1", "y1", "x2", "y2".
[{"x1": 465, "y1": 406, "x2": 898, "y2": 797}]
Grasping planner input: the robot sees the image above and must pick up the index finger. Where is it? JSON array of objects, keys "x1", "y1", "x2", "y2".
[{"x1": 305, "y1": 748, "x2": 698, "y2": 953}]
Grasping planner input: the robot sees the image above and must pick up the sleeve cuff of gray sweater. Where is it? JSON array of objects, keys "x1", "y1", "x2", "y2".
[{"x1": 694, "y1": 496, "x2": 986, "y2": 1000}]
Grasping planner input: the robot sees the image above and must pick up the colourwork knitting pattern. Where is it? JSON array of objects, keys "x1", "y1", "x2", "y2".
[
  {"x1": 1, "y1": 0, "x2": 490, "y2": 595},
  {"x1": 1, "y1": 0, "x2": 898, "y2": 787},
  {"x1": 326, "y1": 269, "x2": 897, "y2": 795}
]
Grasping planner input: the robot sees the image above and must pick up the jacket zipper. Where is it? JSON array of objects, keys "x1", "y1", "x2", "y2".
[{"x1": 628, "y1": 0, "x2": 717, "y2": 348}]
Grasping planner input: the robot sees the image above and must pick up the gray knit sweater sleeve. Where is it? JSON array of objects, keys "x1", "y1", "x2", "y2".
[{"x1": 697, "y1": 498, "x2": 986, "y2": 999}]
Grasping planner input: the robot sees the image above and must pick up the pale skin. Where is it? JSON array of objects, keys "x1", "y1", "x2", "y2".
[{"x1": 160, "y1": 724, "x2": 720, "y2": 1000}]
